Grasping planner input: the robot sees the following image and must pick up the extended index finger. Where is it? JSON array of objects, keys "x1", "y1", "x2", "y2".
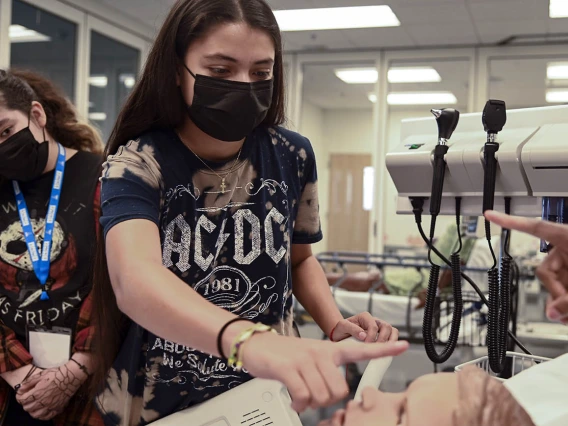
[
  {"x1": 334, "y1": 341, "x2": 408, "y2": 365},
  {"x1": 485, "y1": 211, "x2": 568, "y2": 247}
]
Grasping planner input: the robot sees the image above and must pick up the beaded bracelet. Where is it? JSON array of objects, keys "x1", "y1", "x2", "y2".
[{"x1": 228, "y1": 324, "x2": 276, "y2": 371}]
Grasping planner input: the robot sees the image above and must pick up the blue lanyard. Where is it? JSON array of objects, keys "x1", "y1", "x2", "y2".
[{"x1": 12, "y1": 143, "x2": 66, "y2": 301}]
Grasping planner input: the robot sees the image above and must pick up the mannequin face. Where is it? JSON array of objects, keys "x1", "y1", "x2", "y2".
[
  {"x1": 324, "y1": 373, "x2": 461, "y2": 426},
  {"x1": 373, "y1": 373, "x2": 459, "y2": 426},
  {"x1": 0, "y1": 101, "x2": 48, "y2": 145}
]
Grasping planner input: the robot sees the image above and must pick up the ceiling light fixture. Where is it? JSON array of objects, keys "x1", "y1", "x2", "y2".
[
  {"x1": 88, "y1": 112, "x2": 107, "y2": 121},
  {"x1": 547, "y1": 62, "x2": 568, "y2": 79},
  {"x1": 335, "y1": 68, "x2": 378, "y2": 84},
  {"x1": 550, "y1": 0, "x2": 568, "y2": 18},
  {"x1": 89, "y1": 76, "x2": 108, "y2": 88},
  {"x1": 546, "y1": 89, "x2": 568, "y2": 103},
  {"x1": 387, "y1": 92, "x2": 458, "y2": 106},
  {"x1": 337, "y1": 66, "x2": 443, "y2": 85},
  {"x1": 9, "y1": 25, "x2": 51, "y2": 43},
  {"x1": 388, "y1": 67, "x2": 442, "y2": 83},
  {"x1": 274, "y1": 5, "x2": 400, "y2": 32}
]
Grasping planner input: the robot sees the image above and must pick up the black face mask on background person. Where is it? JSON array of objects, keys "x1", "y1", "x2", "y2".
[
  {"x1": 184, "y1": 65, "x2": 274, "y2": 142},
  {"x1": 0, "y1": 127, "x2": 49, "y2": 182}
]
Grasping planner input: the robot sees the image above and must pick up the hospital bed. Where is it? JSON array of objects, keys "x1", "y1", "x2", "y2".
[{"x1": 302, "y1": 251, "x2": 495, "y2": 345}]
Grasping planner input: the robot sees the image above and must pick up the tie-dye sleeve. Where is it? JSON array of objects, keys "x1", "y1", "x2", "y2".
[
  {"x1": 292, "y1": 140, "x2": 323, "y2": 244},
  {"x1": 99, "y1": 139, "x2": 164, "y2": 237}
]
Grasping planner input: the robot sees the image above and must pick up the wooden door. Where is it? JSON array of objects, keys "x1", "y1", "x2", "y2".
[{"x1": 327, "y1": 154, "x2": 372, "y2": 254}]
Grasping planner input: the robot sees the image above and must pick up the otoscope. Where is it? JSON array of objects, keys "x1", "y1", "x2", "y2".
[
  {"x1": 481, "y1": 99, "x2": 510, "y2": 374},
  {"x1": 421, "y1": 108, "x2": 464, "y2": 364},
  {"x1": 409, "y1": 110, "x2": 536, "y2": 362}
]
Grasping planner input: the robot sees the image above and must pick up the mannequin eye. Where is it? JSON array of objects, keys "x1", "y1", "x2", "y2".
[{"x1": 397, "y1": 398, "x2": 407, "y2": 425}]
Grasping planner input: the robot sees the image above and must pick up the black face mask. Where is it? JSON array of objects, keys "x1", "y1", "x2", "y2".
[
  {"x1": 184, "y1": 66, "x2": 274, "y2": 142},
  {"x1": 0, "y1": 127, "x2": 49, "y2": 182}
]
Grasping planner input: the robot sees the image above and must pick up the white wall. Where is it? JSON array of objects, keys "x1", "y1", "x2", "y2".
[
  {"x1": 300, "y1": 101, "x2": 326, "y2": 253},
  {"x1": 301, "y1": 106, "x2": 374, "y2": 253}
]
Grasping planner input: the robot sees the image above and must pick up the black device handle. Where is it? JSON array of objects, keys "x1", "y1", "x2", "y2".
[
  {"x1": 430, "y1": 144, "x2": 450, "y2": 216},
  {"x1": 483, "y1": 142, "x2": 499, "y2": 213}
]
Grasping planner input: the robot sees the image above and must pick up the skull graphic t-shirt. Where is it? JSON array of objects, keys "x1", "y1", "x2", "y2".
[
  {"x1": 96, "y1": 126, "x2": 322, "y2": 425},
  {"x1": 0, "y1": 151, "x2": 101, "y2": 340}
]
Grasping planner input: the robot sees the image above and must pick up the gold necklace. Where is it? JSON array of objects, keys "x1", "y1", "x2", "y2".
[{"x1": 185, "y1": 143, "x2": 243, "y2": 193}]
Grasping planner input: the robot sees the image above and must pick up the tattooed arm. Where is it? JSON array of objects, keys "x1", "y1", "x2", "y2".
[{"x1": 16, "y1": 353, "x2": 91, "y2": 420}]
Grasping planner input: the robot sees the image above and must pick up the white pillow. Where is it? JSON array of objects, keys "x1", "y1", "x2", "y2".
[{"x1": 504, "y1": 353, "x2": 568, "y2": 426}]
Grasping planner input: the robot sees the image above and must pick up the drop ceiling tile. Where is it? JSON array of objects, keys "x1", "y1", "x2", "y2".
[
  {"x1": 392, "y1": 0, "x2": 466, "y2": 5},
  {"x1": 392, "y1": 3, "x2": 471, "y2": 24},
  {"x1": 548, "y1": 18, "x2": 568, "y2": 33},
  {"x1": 405, "y1": 22, "x2": 479, "y2": 46},
  {"x1": 342, "y1": 27, "x2": 416, "y2": 48},
  {"x1": 282, "y1": 30, "x2": 354, "y2": 51},
  {"x1": 475, "y1": 19, "x2": 548, "y2": 43},
  {"x1": 310, "y1": 0, "x2": 392, "y2": 7},
  {"x1": 468, "y1": 1, "x2": 549, "y2": 21},
  {"x1": 267, "y1": 0, "x2": 314, "y2": 10}
]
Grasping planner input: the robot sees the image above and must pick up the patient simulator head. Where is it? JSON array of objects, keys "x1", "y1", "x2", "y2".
[{"x1": 332, "y1": 366, "x2": 534, "y2": 426}]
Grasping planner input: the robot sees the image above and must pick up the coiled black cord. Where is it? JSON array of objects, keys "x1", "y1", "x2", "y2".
[
  {"x1": 411, "y1": 197, "x2": 532, "y2": 356},
  {"x1": 485, "y1": 218, "x2": 504, "y2": 373},
  {"x1": 487, "y1": 197, "x2": 514, "y2": 373},
  {"x1": 422, "y1": 198, "x2": 463, "y2": 363}
]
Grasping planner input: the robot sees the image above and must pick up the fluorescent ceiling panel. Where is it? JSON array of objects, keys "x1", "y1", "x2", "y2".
[
  {"x1": 547, "y1": 62, "x2": 568, "y2": 79},
  {"x1": 335, "y1": 68, "x2": 378, "y2": 84},
  {"x1": 88, "y1": 112, "x2": 107, "y2": 121},
  {"x1": 89, "y1": 76, "x2": 108, "y2": 88},
  {"x1": 337, "y1": 66, "x2": 443, "y2": 84},
  {"x1": 274, "y1": 6, "x2": 400, "y2": 32},
  {"x1": 9, "y1": 25, "x2": 51, "y2": 43},
  {"x1": 387, "y1": 92, "x2": 458, "y2": 106},
  {"x1": 120, "y1": 74, "x2": 136, "y2": 89},
  {"x1": 388, "y1": 67, "x2": 442, "y2": 83},
  {"x1": 546, "y1": 89, "x2": 568, "y2": 103},
  {"x1": 550, "y1": 0, "x2": 568, "y2": 18}
]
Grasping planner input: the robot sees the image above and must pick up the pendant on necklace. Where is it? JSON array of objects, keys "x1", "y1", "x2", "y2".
[{"x1": 220, "y1": 178, "x2": 227, "y2": 193}]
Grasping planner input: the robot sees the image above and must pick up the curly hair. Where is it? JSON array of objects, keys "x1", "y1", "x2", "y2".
[
  {"x1": 0, "y1": 68, "x2": 103, "y2": 153},
  {"x1": 454, "y1": 366, "x2": 535, "y2": 426}
]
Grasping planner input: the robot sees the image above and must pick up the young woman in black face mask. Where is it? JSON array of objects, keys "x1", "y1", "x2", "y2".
[
  {"x1": 92, "y1": 1, "x2": 406, "y2": 424},
  {"x1": 0, "y1": 69, "x2": 104, "y2": 425}
]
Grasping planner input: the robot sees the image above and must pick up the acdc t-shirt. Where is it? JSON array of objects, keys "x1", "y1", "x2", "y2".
[{"x1": 96, "y1": 126, "x2": 322, "y2": 425}]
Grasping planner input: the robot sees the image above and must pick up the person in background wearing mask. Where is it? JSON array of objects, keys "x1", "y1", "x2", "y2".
[
  {"x1": 90, "y1": 0, "x2": 406, "y2": 424},
  {"x1": 0, "y1": 69, "x2": 104, "y2": 425}
]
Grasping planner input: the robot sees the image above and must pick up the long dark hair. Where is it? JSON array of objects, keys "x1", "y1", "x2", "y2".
[
  {"x1": 0, "y1": 69, "x2": 103, "y2": 152},
  {"x1": 90, "y1": 0, "x2": 286, "y2": 397}
]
